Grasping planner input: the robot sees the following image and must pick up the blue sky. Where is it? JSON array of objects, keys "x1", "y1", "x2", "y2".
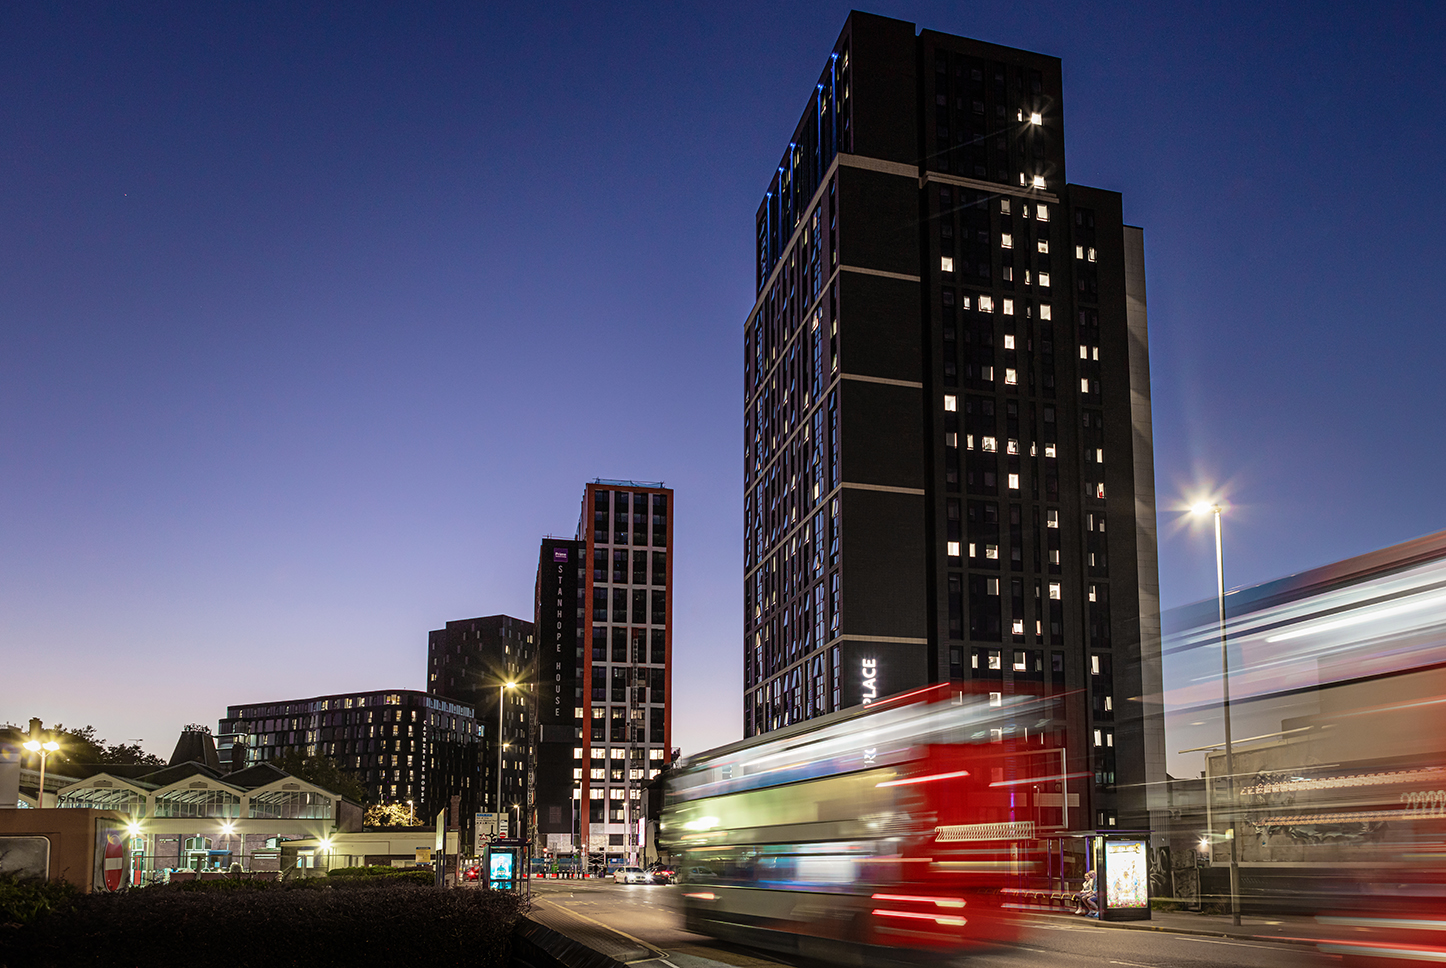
[{"x1": 2, "y1": 1, "x2": 1443, "y2": 760}]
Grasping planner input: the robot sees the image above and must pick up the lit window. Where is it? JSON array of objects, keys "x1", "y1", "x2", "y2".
[
  {"x1": 947, "y1": 541, "x2": 961, "y2": 557},
  {"x1": 1023, "y1": 270, "x2": 1030, "y2": 285},
  {"x1": 1006, "y1": 439, "x2": 1019, "y2": 455},
  {"x1": 1003, "y1": 334, "x2": 1015, "y2": 349},
  {"x1": 1095, "y1": 483, "x2": 1106, "y2": 499},
  {"x1": 1036, "y1": 204, "x2": 1048, "y2": 221},
  {"x1": 1046, "y1": 509, "x2": 1059, "y2": 528},
  {"x1": 1076, "y1": 245, "x2": 1085, "y2": 259},
  {"x1": 1045, "y1": 444, "x2": 1057, "y2": 458},
  {"x1": 944, "y1": 394, "x2": 957, "y2": 412},
  {"x1": 1050, "y1": 549, "x2": 1060, "y2": 564},
  {"x1": 981, "y1": 365, "x2": 994, "y2": 381},
  {"x1": 941, "y1": 256, "x2": 954, "y2": 272},
  {"x1": 982, "y1": 436, "x2": 997, "y2": 452},
  {"x1": 1106, "y1": 731, "x2": 1114, "y2": 747},
  {"x1": 988, "y1": 650, "x2": 1002, "y2": 670},
  {"x1": 1040, "y1": 303, "x2": 1051, "y2": 320},
  {"x1": 572, "y1": 768, "x2": 582, "y2": 779},
  {"x1": 574, "y1": 707, "x2": 584, "y2": 719},
  {"x1": 1093, "y1": 729, "x2": 1103, "y2": 747},
  {"x1": 1012, "y1": 620, "x2": 1024, "y2": 636},
  {"x1": 986, "y1": 543, "x2": 999, "y2": 559},
  {"x1": 1037, "y1": 239, "x2": 1049, "y2": 254},
  {"x1": 1104, "y1": 696, "x2": 1113, "y2": 712},
  {"x1": 945, "y1": 431, "x2": 957, "y2": 447},
  {"x1": 1002, "y1": 266, "x2": 1014, "y2": 282},
  {"x1": 1008, "y1": 473, "x2": 1020, "y2": 490},
  {"x1": 1096, "y1": 448, "x2": 1104, "y2": 463},
  {"x1": 1038, "y1": 272, "x2": 1050, "y2": 287},
  {"x1": 979, "y1": 295, "x2": 994, "y2": 313},
  {"x1": 968, "y1": 542, "x2": 977, "y2": 558},
  {"x1": 990, "y1": 692, "x2": 1003, "y2": 708},
  {"x1": 1000, "y1": 198, "x2": 1011, "y2": 215},
  {"x1": 1002, "y1": 298, "x2": 1014, "y2": 315},
  {"x1": 1098, "y1": 516, "x2": 1106, "y2": 532},
  {"x1": 1088, "y1": 247, "x2": 1097, "y2": 262},
  {"x1": 1089, "y1": 584, "x2": 1097, "y2": 602},
  {"x1": 1080, "y1": 345, "x2": 1088, "y2": 359},
  {"x1": 966, "y1": 434, "x2": 975, "y2": 450},
  {"x1": 1013, "y1": 649, "x2": 1027, "y2": 667},
  {"x1": 1049, "y1": 582, "x2": 1061, "y2": 600},
  {"x1": 986, "y1": 578, "x2": 999, "y2": 595},
  {"x1": 649, "y1": 748, "x2": 664, "y2": 761},
  {"x1": 1018, "y1": 172, "x2": 1026, "y2": 186},
  {"x1": 1005, "y1": 368, "x2": 1017, "y2": 385},
  {"x1": 1001, "y1": 233, "x2": 1013, "y2": 249},
  {"x1": 1032, "y1": 175, "x2": 1046, "y2": 189},
  {"x1": 1092, "y1": 346, "x2": 1099, "y2": 360},
  {"x1": 1080, "y1": 378, "x2": 1090, "y2": 392},
  {"x1": 573, "y1": 748, "x2": 584, "y2": 759}
]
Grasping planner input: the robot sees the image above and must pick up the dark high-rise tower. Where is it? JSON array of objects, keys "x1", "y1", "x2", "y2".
[
  {"x1": 742, "y1": 12, "x2": 1162, "y2": 830},
  {"x1": 532, "y1": 481, "x2": 674, "y2": 868},
  {"x1": 427, "y1": 615, "x2": 535, "y2": 830}
]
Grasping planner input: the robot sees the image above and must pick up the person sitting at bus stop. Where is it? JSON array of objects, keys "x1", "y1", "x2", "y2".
[{"x1": 1074, "y1": 868, "x2": 1098, "y2": 917}]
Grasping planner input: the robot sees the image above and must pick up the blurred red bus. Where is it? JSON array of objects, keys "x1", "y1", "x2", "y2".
[{"x1": 661, "y1": 683, "x2": 1066, "y2": 963}]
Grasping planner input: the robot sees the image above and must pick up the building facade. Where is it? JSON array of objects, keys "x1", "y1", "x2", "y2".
[
  {"x1": 532, "y1": 481, "x2": 673, "y2": 867},
  {"x1": 218, "y1": 689, "x2": 481, "y2": 823},
  {"x1": 532, "y1": 537, "x2": 584, "y2": 858},
  {"x1": 426, "y1": 614, "x2": 535, "y2": 829},
  {"x1": 742, "y1": 12, "x2": 1162, "y2": 830}
]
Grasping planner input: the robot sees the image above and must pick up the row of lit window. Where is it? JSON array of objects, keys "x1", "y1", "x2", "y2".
[{"x1": 571, "y1": 747, "x2": 667, "y2": 761}]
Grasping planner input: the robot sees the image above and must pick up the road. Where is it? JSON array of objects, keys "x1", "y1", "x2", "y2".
[{"x1": 524, "y1": 879, "x2": 1330, "y2": 968}]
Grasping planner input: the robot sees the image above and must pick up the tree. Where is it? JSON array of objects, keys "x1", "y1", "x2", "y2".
[
  {"x1": 272, "y1": 751, "x2": 370, "y2": 804},
  {"x1": 41, "y1": 724, "x2": 165, "y2": 768},
  {"x1": 364, "y1": 802, "x2": 423, "y2": 826}
]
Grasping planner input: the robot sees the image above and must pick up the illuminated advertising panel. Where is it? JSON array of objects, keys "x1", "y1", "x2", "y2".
[
  {"x1": 488, "y1": 849, "x2": 516, "y2": 890},
  {"x1": 1103, "y1": 840, "x2": 1149, "y2": 912}
]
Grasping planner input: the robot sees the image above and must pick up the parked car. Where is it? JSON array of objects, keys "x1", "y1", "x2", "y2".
[
  {"x1": 646, "y1": 865, "x2": 675, "y2": 884},
  {"x1": 613, "y1": 866, "x2": 649, "y2": 884}
]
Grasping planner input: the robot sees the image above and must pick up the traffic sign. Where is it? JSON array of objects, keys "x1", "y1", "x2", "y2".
[{"x1": 103, "y1": 832, "x2": 124, "y2": 891}]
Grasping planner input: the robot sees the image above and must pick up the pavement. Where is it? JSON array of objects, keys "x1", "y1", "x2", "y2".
[{"x1": 1020, "y1": 907, "x2": 1332, "y2": 947}]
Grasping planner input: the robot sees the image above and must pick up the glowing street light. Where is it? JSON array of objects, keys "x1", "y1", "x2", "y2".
[
  {"x1": 22, "y1": 739, "x2": 60, "y2": 807},
  {"x1": 498, "y1": 681, "x2": 517, "y2": 824},
  {"x1": 1192, "y1": 499, "x2": 1241, "y2": 926}
]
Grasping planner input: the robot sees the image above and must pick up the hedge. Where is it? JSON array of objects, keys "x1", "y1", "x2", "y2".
[{"x1": 0, "y1": 878, "x2": 524, "y2": 968}]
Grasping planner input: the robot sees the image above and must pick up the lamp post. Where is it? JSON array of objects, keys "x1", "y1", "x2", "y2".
[
  {"x1": 1192, "y1": 501, "x2": 1241, "y2": 926},
  {"x1": 497, "y1": 681, "x2": 516, "y2": 829},
  {"x1": 22, "y1": 739, "x2": 60, "y2": 808}
]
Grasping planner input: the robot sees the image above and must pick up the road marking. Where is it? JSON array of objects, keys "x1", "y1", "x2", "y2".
[
  {"x1": 1109, "y1": 960, "x2": 1160, "y2": 968},
  {"x1": 1174, "y1": 936, "x2": 1270, "y2": 948},
  {"x1": 535, "y1": 898, "x2": 670, "y2": 959}
]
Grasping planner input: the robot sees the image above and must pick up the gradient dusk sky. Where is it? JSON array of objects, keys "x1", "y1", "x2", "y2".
[{"x1": 3, "y1": 2, "x2": 1443, "y2": 761}]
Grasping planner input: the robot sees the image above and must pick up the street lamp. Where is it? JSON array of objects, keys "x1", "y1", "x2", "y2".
[
  {"x1": 22, "y1": 739, "x2": 60, "y2": 808},
  {"x1": 1192, "y1": 500, "x2": 1241, "y2": 926},
  {"x1": 498, "y1": 681, "x2": 516, "y2": 827}
]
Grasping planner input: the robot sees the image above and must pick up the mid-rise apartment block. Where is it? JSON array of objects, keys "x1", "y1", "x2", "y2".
[
  {"x1": 742, "y1": 12, "x2": 1162, "y2": 829},
  {"x1": 218, "y1": 689, "x2": 481, "y2": 822}
]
